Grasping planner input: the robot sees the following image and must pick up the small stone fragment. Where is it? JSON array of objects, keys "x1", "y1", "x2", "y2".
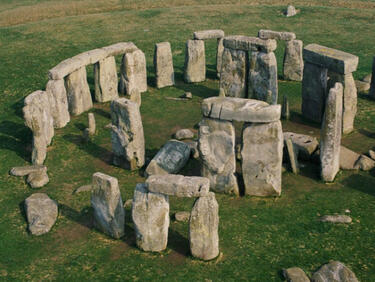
[
  {"x1": 27, "y1": 170, "x2": 49, "y2": 188},
  {"x1": 88, "y1": 113, "x2": 96, "y2": 135},
  {"x1": 10, "y1": 165, "x2": 46, "y2": 177},
  {"x1": 355, "y1": 155, "x2": 375, "y2": 171},
  {"x1": 362, "y1": 73, "x2": 372, "y2": 83},
  {"x1": 184, "y1": 40, "x2": 205, "y2": 83},
  {"x1": 174, "y1": 211, "x2": 190, "y2": 222},
  {"x1": 311, "y1": 261, "x2": 358, "y2": 282},
  {"x1": 320, "y1": 215, "x2": 352, "y2": 223},
  {"x1": 340, "y1": 146, "x2": 360, "y2": 170},
  {"x1": 174, "y1": 129, "x2": 194, "y2": 140},
  {"x1": 283, "y1": 267, "x2": 310, "y2": 282},
  {"x1": 285, "y1": 5, "x2": 297, "y2": 17}
]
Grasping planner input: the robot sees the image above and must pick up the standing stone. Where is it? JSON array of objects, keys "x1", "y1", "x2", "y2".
[
  {"x1": 198, "y1": 118, "x2": 238, "y2": 195},
  {"x1": 91, "y1": 172, "x2": 125, "y2": 239},
  {"x1": 110, "y1": 98, "x2": 145, "y2": 170},
  {"x1": 282, "y1": 95, "x2": 290, "y2": 120},
  {"x1": 184, "y1": 40, "x2": 205, "y2": 83},
  {"x1": 285, "y1": 138, "x2": 299, "y2": 174},
  {"x1": 24, "y1": 193, "x2": 58, "y2": 236},
  {"x1": 27, "y1": 169, "x2": 49, "y2": 188},
  {"x1": 119, "y1": 49, "x2": 147, "y2": 95},
  {"x1": 216, "y1": 38, "x2": 224, "y2": 78},
  {"x1": 248, "y1": 51, "x2": 278, "y2": 104},
  {"x1": 311, "y1": 261, "x2": 358, "y2": 282},
  {"x1": 46, "y1": 79, "x2": 70, "y2": 128},
  {"x1": 241, "y1": 121, "x2": 283, "y2": 196},
  {"x1": 320, "y1": 83, "x2": 343, "y2": 182},
  {"x1": 154, "y1": 42, "x2": 174, "y2": 88},
  {"x1": 285, "y1": 5, "x2": 297, "y2": 17},
  {"x1": 301, "y1": 62, "x2": 328, "y2": 122},
  {"x1": 368, "y1": 57, "x2": 375, "y2": 98},
  {"x1": 64, "y1": 67, "x2": 93, "y2": 116},
  {"x1": 132, "y1": 183, "x2": 169, "y2": 252},
  {"x1": 23, "y1": 91, "x2": 54, "y2": 165},
  {"x1": 94, "y1": 56, "x2": 119, "y2": 102},
  {"x1": 88, "y1": 113, "x2": 96, "y2": 135},
  {"x1": 219, "y1": 48, "x2": 248, "y2": 98},
  {"x1": 189, "y1": 192, "x2": 219, "y2": 261},
  {"x1": 283, "y1": 40, "x2": 303, "y2": 81}
]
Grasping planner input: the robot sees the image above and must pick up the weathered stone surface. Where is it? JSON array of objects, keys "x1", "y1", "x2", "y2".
[
  {"x1": 285, "y1": 138, "x2": 299, "y2": 174},
  {"x1": 193, "y1": 29, "x2": 224, "y2": 40},
  {"x1": 73, "y1": 185, "x2": 92, "y2": 194},
  {"x1": 241, "y1": 121, "x2": 283, "y2": 196},
  {"x1": 311, "y1": 261, "x2": 359, "y2": 282},
  {"x1": 282, "y1": 95, "x2": 290, "y2": 119},
  {"x1": 146, "y1": 174, "x2": 209, "y2": 197},
  {"x1": 355, "y1": 80, "x2": 370, "y2": 93},
  {"x1": 154, "y1": 42, "x2": 174, "y2": 89},
  {"x1": 10, "y1": 165, "x2": 46, "y2": 177},
  {"x1": 175, "y1": 211, "x2": 190, "y2": 222},
  {"x1": 301, "y1": 62, "x2": 328, "y2": 122},
  {"x1": 189, "y1": 192, "x2": 219, "y2": 261},
  {"x1": 174, "y1": 129, "x2": 194, "y2": 140},
  {"x1": 283, "y1": 40, "x2": 304, "y2": 81},
  {"x1": 223, "y1": 35, "x2": 277, "y2": 53},
  {"x1": 202, "y1": 97, "x2": 281, "y2": 123},
  {"x1": 320, "y1": 215, "x2": 352, "y2": 223},
  {"x1": 283, "y1": 267, "x2": 310, "y2": 282},
  {"x1": 198, "y1": 118, "x2": 238, "y2": 195},
  {"x1": 27, "y1": 170, "x2": 49, "y2": 188},
  {"x1": 184, "y1": 40, "x2": 205, "y2": 83},
  {"x1": 285, "y1": 5, "x2": 297, "y2": 17},
  {"x1": 145, "y1": 140, "x2": 190, "y2": 177},
  {"x1": 64, "y1": 67, "x2": 93, "y2": 116},
  {"x1": 94, "y1": 56, "x2": 119, "y2": 102},
  {"x1": 132, "y1": 183, "x2": 169, "y2": 252},
  {"x1": 91, "y1": 172, "x2": 125, "y2": 239},
  {"x1": 25, "y1": 193, "x2": 58, "y2": 235},
  {"x1": 303, "y1": 44, "x2": 358, "y2": 74},
  {"x1": 216, "y1": 38, "x2": 224, "y2": 77},
  {"x1": 258, "y1": 30, "x2": 296, "y2": 41},
  {"x1": 23, "y1": 90, "x2": 54, "y2": 165},
  {"x1": 46, "y1": 79, "x2": 70, "y2": 128},
  {"x1": 248, "y1": 51, "x2": 278, "y2": 104},
  {"x1": 320, "y1": 83, "x2": 343, "y2": 182},
  {"x1": 340, "y1": 146, "x2": 360, "y2": 170},
  {"x1": 111, "y1": 98, "x2": 145, "y2": 170},
  {"x1": 355, "y1": 155, "x2": 375, "y2": 171},
  {"x1": 369, "y1": 57, "x2": 375, "y2": 98},
  {"x1": 219, "y1": 48, "x2": 248, "y2": 98},
  {"x1": 119, "y1": 49, "x2": 147, "y2": 95},
  {"x1": 284, "y1": 132, "x2": 319, "y2": 160}
]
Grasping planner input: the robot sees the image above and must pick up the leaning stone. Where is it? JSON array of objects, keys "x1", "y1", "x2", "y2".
[
  {"x1": 94, "y1": 56, "x2": 119, "y2": 102},
  {"x1": 281, "y1": 95, "x2": 290, "y2": 120},
  {"x1": 154, "y1": 42, "x2": 175, "y2": 89},
  {"x1": 369, "y1": 57, "x2": 375, "y2": 98},
  {"x1": 320, "y1": 215, "x2": 352, "y2": 223},
  {"x1": 189, "y1": 192, "x2": 219, "y2": 261},
  {"x1": 369, "y1": 149, "x2": 375, "y2": 160},
  {"x1": 283, "y1": 132, "x2": 319, "y2": 160},
  {"x1": 285, "y1": 139, "x2": 299, "y2": 174},
  {"x1": 132, "y1": 183, "x2": 169, "y2": 252},
  {"x1": 175, "y1": 211, "x2": 190, "y2": 222},
  {"x1": 64, "y1": 67, "x2": 93, "y2": 116},
  {"x1": 146, "y1": 174, "x2": 209, "y2": 197},
  {"x1": 202, "y1": 97, "x2": 281, "y2": 123},
  {"x1": 10, "y1": 165, "x2": 46, "y2": 177},
  {"x1": 88, "y1": 113, "x2": 96, "y2": 135},
  {"x1": 258, "y1": 30, "x2": 296, "y2": 41},
  {"x1": 24, "y1": 193, "x2": 58, "y2": 235},
  {"x1": 119, "y1": 49, "x2": 147, "y2": 95},
  {"x1": 145, "y1": 140, "x2": 190, "y2": 177},
  {"x1": 285, "y1": 5, "x2": 297, "y2": 17},
  {"x1": 340, "y1": 146, "x2": 360, "y2": 170},
  {"x1": 184, "y1": 40, "x2": 205, "y2": 83},
  {"x1": 311, "y1": 261, "x2": 358, "y2": 282},
  {"x1": 174, "y1": 129, "x2": 194, "y2": 140},
  {"x1": 180, "y1": 92, "x2": 192, "y2": 99},
  {"x1": 46, "y1": 79, "x2": 70, "y2": 128},
  {"x1": 82, "y1": 128, "x2": 91, "y2": 142},
  {"x1": 216, "y1": 38, "x2": 224, "y2": 77},
  {"x1": 355, "y1": 155, "x2": 375, "y2": 171},
  {"x1": 193, "y1": 29, "x2": 224, "y2": 40},
  {"x1": 283, "y1": 267, "x2": 310, "y2": 282},
  {"x1": 91, "y1": 172, "x2": 125, "y2": 239},
  {"x1": 27, "y1": 170, "x2": 49, "y2": 188},
  {"x1": 320, "y1": 83, "x2": 343, "y2": 182},
  {"x1": 283, "y1": 40, "x2": 304, "y2": 81},
  {"x1": 223, "y1": 35, "x2": 277, "y2": 53},
  {"x1": 241, "y1": 121, "x2": 283, "y2": 196},
  {"x1": 111, "y1": 98, "x2": 145, "y2": 170},
  {"x1": 73, "y1": 185, "x2": 92, "y2": 194}
]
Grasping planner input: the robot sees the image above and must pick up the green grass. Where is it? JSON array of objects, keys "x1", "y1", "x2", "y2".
[{"x1": 0, "y1": 3, "x2": 375, "y2": 281}]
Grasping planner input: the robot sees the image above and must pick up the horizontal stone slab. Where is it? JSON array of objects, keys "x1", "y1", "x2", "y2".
[
  {"x1": 202, "y1": 97, "x2": 281, "y2": 123},
  {"x1": 146, "y1": 174, "x2": 210, "y2": 197},
  {"x1": 258, "y1": 29, "x2": 296, "y2": 41},
  {"x1": 303, "y1": 44, "x2": 358, "y2": 74},
  {"x1": 10, "y1": 165, "x2": 46, "y2": 177},
  {"x1": 223, "y1": 35, "x2": 277, "y2": 53},
  {"x1": 193, "y1": 30, "x2": 225, "y2": 40}
]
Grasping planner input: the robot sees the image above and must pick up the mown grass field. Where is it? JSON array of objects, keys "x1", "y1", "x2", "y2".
[{"x1": 0, "y1": 1, "x2": 375, "y2": 281}]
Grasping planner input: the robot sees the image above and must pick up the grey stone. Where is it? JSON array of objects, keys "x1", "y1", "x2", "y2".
[
  {"x1": 154, "y1": 42, "x2": 174, "y2": 88},
  {"x1": 340, "y1": 146, "x2": 360, "y2": 170},
  {"x1": 283, "y1": 40, "x2": 304, "y2": 81},
  {"x1": 223, "y1": 35, "x2": 277, "y2": 53},
  {"x1": 189, "y1": 192, "x2": 219, "y2": 261},
  {"x1": 145, "y1": 140, "x2": 190, "y2": 177},
  {"x1": 175, "y1": 211, "x2": 190, "y2": 222},
  {"x1": 94, "y1": 56, "x2": 119, "y2": 102},
  {"x1": 184, "y1": 40, "x2": 205, "y2": 83},
  {"x1": 242, "y1": 121, "x2": 283, "y2": 196},
  {"x1": 285, "y1": 5, "x2": 297, "y2": 17},
  {"x1": 10, "y1": 165, "x2": 46, "y2": 177},
  {"x1": 285, "y1": 138, "x2": 299, "y2": 174},
  {"x1": 24, "y1": 193, "x2": 58, "y2": 235},
  {"x1": 283, "y1": 267, "x2": 310, "y2": 282},
  {"x1": 101, "y1": 42, "x2": 138, "y2": 57},
  {"x1": 88, "y1": 113, "x2": 96, "y2": 135},
  {"x1": 91, "y1": 172, "x2": 125, "y2": 239},
  {"x1": 362, "y1": 73, "x2": 372, "y2": 83},
  {"x1": 369, "y1": 149, "x2": 375, "y2": 160},
  {"x1": 111, "y1": 98, "x2": 145, "y2": 170},
  {"x1": 282, "y1": 95, "x2": 290, "y2": 120},
  {"x1": 132, "y1": 183, "x2": 169, "y2": 252},
  {"x1": 320, "y1": 215, "x2": 352, "y2": 223},
  {"x1": 311, "y1": 261, "x2": 358, "y2": 282},
  {"x1": 369, "y1": 57, "x2": 375, "y2": 98},
  {"x1": 216, "y1": 38, "x2": 224, "y2": 77},
  {"x1": 320, "y1": 83, "x2": 343, "y2": 182},
  {"x1": 193, "y1": 29, "x2": 224, "y2": 40},
  {"x1": 46, "y1": 79, "x2": 70, "y2": 128},
  {"x1": 146, "y1": 174, "x2": 209, "y2": 197},
  {"x1": 73, "y1": 185, "x2": 92, "y2": 194},
  {"x1": 258, "y1": 30, "x2": 296, "y2": 41},
  {"x1": 119, "y1": 49, "x2": 147, "y2": 95},
  {"x1": 283, "y1": 132, "x2": 319, "y2": 160},
  {"x1": 355, "y1": 155, "x2": 375, "y2": 171},
  {"x1": 355, "y1": 80, "x2": 370, "y2": 93},
  {"x1": 185, "y1": 140, "x2": 199, "y2": 159},
  {"x1": 202, "y1": 97, "x2": 281, "y2": 123},
  {"x1": 64, "y1": 67, "x2": 93, "y2": 116},
  {"x1": 27, "y1": 170, "x2": 49, "y2": 188},
  {"x1": 174, "y1": 129, "x2": 194, "y2": 140}
]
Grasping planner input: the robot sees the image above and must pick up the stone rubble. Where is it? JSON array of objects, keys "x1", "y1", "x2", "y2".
[
  {"x1": 119, "y1": 49, "x2": 147, "y2": 95},
  {"x1": 174, "y1": 129, "x2": 194, "y2": 140},
  {"x1": 46, "y1": 79, "x2": 70, "y2": 128}
]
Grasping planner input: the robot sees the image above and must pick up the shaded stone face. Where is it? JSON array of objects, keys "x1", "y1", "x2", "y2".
[
  {"x1": 94, "y1": 56, "x2": 119, "y2": 103},
  {"x1": 283, "y1": 40, "x2": 304, "y2": 81},
  {"x1": 46, "y1": 79, "x2": 70, "y2": 128},
  {"x1": 285, "y1": 5, "x2": 297, "y2": 17},
  {"x1": 193, "y1": 29, "x2": 224, "y2": 40},
  {"x1": 184, "y1": 40, "x2": 205, "y2": 83},
  {"x1": 27, "y1": 169, "x2": 49, "y2": 188},
  {"x1": 340, "y1": 146, "x2": 360, "y2": 170},
  {"x1": 154, "y1": 42, "x2": 174, "y2": 89},
  {"x1": 283, "y1": 267, "x2": 310, "y2": 282},
  {"x1": 312, "y1": 261, "x2": 359, "y2": 282},
  {"x1": 119, "y1": 49, "x2": 147, "y2": 95},
  {"x1": 10, "y1": 165, "x2": 46, "y2": 177}
]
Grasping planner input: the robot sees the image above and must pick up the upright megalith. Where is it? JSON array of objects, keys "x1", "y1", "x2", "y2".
[
  {"x1": 119, "y1": 49, "x2": 147, "y2": 95},
  {"x1": 320, "y1": 83, "x2": 343, "y2": 182},
  {"x1": 94, "y1": 56, "x2": 119, "y2": 102},
  {"x1": 110, "y1": 98, "x2": 145, "y2": 170},
  {"x1": 91, "y1": 172, "x2": 125, "y2": 239},
  {"x1": 46, "y1": 79, "x2": 70, "y2": 128},
  {"x1": 283, "y1": 40, "x2": 304, "y2": 81},
  {"x1": 132, "y1": 183, "x2": 169, "y2": 252},
  {"x1": 64, "y1": 66, "x2": 93, "y2": 116},
  {"x1": 88, "y1": 113, "x2": 96, "y2": 135},
  {"x1": 370, "y1": 57, "x2": 375, "y2": 98},
  {"x1": 184, "y1": 40, "x2": 205, "y2": 83},
  {"x1": 23, "y1": 90, "x2": 54, "y2": 165},
  {"x1": 216, "y1": 38, "x2": 224, "y2": 77},
  {"x1": 189, "y1": 192, "x2": 219, "y2": 261},
  {"x1": 154, "y1": 42, "x2": 175, "y2": 88}
]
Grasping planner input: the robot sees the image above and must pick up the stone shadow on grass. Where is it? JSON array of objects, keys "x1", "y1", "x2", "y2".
[
  {"x1": 342, "y1": 173, "x2": 375, "y2": 197},
  {"x1": 59, "y1": 203, "x2": 94, "y2": 230},
  {"x1": 167, "y1": 227, "x2": 190, "y2": 257},
  {"x1": 358, "y1": 128, "x2": 375, "y2": 139}
]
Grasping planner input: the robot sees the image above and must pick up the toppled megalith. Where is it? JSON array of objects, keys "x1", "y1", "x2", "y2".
[
  {"x1": 189, "y1": 192, "x2": 219, "y2": 261},
  {"x1": 132, "y1": 183, "x2": 169, "y2": 252},
  {"x1": 311, "y1": 261, "x2": 358, "y2": 282},
  {"x1": 91, "y1": 172, "x2": 125, "y2": 239},
  {"x1": 283, "y1": 40, "x2": 304, "y2": 81},
  {"x1": 184, "y1": 40, "x2": 205, "y2": 83},
  {"x1": 320, "y1": 83, "x2": 343, "y2": 182},
  {"x1": 154, "y1": 42, "x2": 174, "y2": 89},
  {"x1": 23, "y1": 90, "x2": 54, "y2": 165},
  {"x1": 94, "y1": 56, "x2": 119, "y2": 102},
  {"x1": 110, "y1": 98, "x2": 145, "y2": 170},
  {"x1": 119, "y1": 49, "x2": 147, "y2": 95},
  {"x1": 46, "y1": 79, "x2": 70, "y2": 128}
]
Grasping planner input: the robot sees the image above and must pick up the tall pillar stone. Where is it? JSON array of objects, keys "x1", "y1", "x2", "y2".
[
  {"x1": 283, "y1": 40, "x2": 303, "y2": 81},
  {"x1": 119, "y1": 49, "x2": 147, "y2": 95},
  {"x1": 46, "y1": 79, "x2": 70, "y2": 128},
  {"x1": 94, "y1": 56, "x2": 119, "y2": 102},
  {"x1": 154, "y1": 42, "x2": 174, "y2": 88},
  {"x1": 216, "y1": 38, "x2": 224, "y2": 78},
  {"x1": 184, "y1": 40, "x2": 205, "y2": 83}
]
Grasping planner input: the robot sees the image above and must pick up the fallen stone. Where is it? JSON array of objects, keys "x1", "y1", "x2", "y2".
[
  {"x1": 340, "y1": 146, "x2": 360, "y2": 170},
  {"x1": 101, "y1": 42, "x2": 138, "y2": 57},
  {"x1": 119, "y1": 49, "x2": 147, "y2": 95},
  {"x1": 258, "y1": 30, "x2": 296, "y2": 41},
  {"x1": 94, "y1": 56, "x2": 119, "y2": 102},
  {"x1": 369, "y1": 149, "x2": 375, "y2": 160},
  {"x1": 223, "y1": 35, "x2": 277, "y2": 53},
  {"x1": 88, "y1": 113, "x2": 96, "y2": 135},
  {"x1": 25, "y1": 193, "x2": 58, "y2": 235},
  {"x1": 73, "y1": 185, "x2": 92, "y2": 194},
  {"x1": 355, "y1": 155, "x2": 375, "y2": 171},
  {"x1": 174, "y1": 211, "x2": 190, "y2": 222},
  {"x1": 283, "y1": 132, "x2": 319, "y2": 160},
  {"x1": 355, "y1": 80, "x2": 370, "y2": 93},
  {"x1": 46, "y1": 79, "x2": 70, "y2": 128},
  {"x1": 174, "y1": 129, "x2": 194, "y2": 140},
  {"x1": 285, "y1": 5, "x2": 297, "y2": 17},
  {"x1": 10, "y1": 165, "x2": 46, "y2": 177},
  {"x1": 283, "y1": 40, "x2": 304, "y2": 81},
  {"x1": 154, "y1": 42, "x2": 174, "y2": 88},
  {"x1": 282, "y1": 95, "x2": 290, "y2": 120},
  {"x1": 283, "y1": 267, "x2": 310, "y2": 282},
  {"x1": 320, "y1": 215, "x2": 352, "y2": 223},
  {"x1": 285, "y1": 138, "x2": 299, "y2": 174},
  {"x1": 184, "y1": 40, "x2": 205, "y2": 83},
  {"x1": 123, "y1": 199, "x2": 133, "y2": 209},
  {"x1": 311, "y1": 261, "x2": 358, "y2": 282},
  {"x1": 27, "y1": 170, "x2": 49, "y2": 188},
  {"x1": 193, "y1": 29, "x2": 224, "y2": 40}
]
